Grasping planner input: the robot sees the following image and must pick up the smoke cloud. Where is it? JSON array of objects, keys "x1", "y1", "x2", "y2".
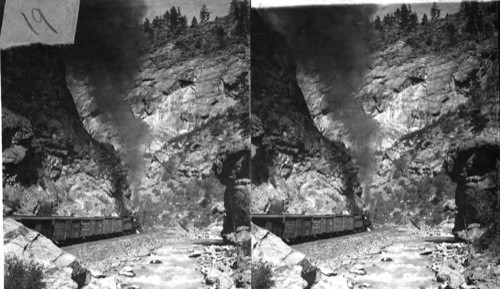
[
  {"x1": 265, "y1": 6, "x2": 380, "y2": 184},
  {"x1": 64, "y1": 0, "x2": 150, "y2": 182}
]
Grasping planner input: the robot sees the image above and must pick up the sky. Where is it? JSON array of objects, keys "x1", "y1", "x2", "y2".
[{"x1": 143, "y1": 0, "x2": 231, "y2": 23}]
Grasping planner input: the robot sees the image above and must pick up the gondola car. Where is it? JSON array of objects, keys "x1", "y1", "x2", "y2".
[
  {"x1": 251, "y1": 213, "x2": 371, "y2": 243},
  {"x1": 9, "y1": 215, "x2": 140, "y2": 245}
]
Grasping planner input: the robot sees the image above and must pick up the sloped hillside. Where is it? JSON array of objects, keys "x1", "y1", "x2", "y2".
[{"x1": 251, "y1": 11, "x2": 362, "y2": 215}]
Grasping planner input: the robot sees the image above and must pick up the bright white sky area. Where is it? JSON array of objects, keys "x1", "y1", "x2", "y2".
[
  {"x1": 143, "y1": 0, "x2": 231, "y2": 23},
  {"x1": 252, "y1": 0, "x2": 463, "y2": 21}
]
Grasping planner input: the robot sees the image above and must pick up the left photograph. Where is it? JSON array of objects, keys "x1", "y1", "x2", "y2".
[{"x1": 1, "y1": 0, "x2": 251, "y2": 288}]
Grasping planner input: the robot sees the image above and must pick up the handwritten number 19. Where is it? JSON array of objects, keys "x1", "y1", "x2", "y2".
[{"x1": 22, "y1": 8, "x2": 58, "y2": 35}]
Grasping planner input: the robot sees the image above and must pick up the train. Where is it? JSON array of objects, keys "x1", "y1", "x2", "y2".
[
  {"x1": 251, "y1": 213, "x2": 372, "y2": 243},
  {"x1": 9, "y1": 215, "x2": 141, "y2": 245}
]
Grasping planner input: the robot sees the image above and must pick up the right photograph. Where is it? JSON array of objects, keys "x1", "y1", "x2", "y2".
[{"x1": 250, "y1": 2, "x2": 499, "y2": 289}]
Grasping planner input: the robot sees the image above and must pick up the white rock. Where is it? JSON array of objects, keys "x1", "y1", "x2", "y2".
[
  {"x1": 118, "y1": 270, "x2": 136, "y2": 277},
  {"x1": 84, "y1": 277, "x2": 120, "y2": 289},
  {"x1": 349, "y1": 267, "x2": 366, "y2": 275},
  {"x1": 90, "y1": 269, "x2": 106, "y2": 278},
  {"x1": 272, "y1": 265, "x2": 308, "y2": 289},
  {"x1": 311, "y1": 276, "x2": 350, "y2": 289}
]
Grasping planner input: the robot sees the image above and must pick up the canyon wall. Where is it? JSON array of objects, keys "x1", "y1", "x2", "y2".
[
  {"x1": 67, "y1": 15, "x2": 250, "y2": 233},
  {"x1": 2, "y1": 46, "x2": 129, "y2": 217},
  {"x1": 251, "y1": 11, "x2": 362, "y2": 215},
  {"x1": 297, "y1": 8, "x2": 499, "y2": 230}
]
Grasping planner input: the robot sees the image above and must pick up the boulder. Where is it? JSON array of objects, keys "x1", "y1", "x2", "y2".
[
  {"x1": 271, "y1": 265, "x2": 308, "y2": 289},
  {"x1": 3, "y1": 219, "x2": 89, "y2": 289},
  {"x1": 436, "y1": 265, "x2": 465, "y2": 289},
  {"x1": 310, "y1": 276, "x2": 350, "y2": 289},
  {"x1": 252, "y1": 225, "x2": 348, "y2": 288}
]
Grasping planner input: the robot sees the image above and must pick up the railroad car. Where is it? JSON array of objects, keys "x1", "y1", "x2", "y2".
[
  {"x1": 9, "y1": 215, "x2": 140, "y2": 245},
  {"x1": 251, "y1": 213, "x2": 371, "y2": 243}
]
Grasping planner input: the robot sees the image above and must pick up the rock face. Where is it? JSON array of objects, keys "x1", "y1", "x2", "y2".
[
  {"x1": 250, "y1": 11, "x2": 362, "y2": 215},
  {"x1": 297, "y1": 9, "x2": 498, "y2": 227},
  {"x1": 252, "y1": 225, "x2": 349, "y2": 289},
  {"x1": 2, "y1": 46, "x2": 129, "y2": 217},
  {"x1": 445, "y1": 139, "x2": 499, "y2": 237},
  {"x1": 66, "y1": 16, "x2": 250, "y2": 232},
  {"x1": 3, "y1": 218, "x2": 89, "y2": 288}
]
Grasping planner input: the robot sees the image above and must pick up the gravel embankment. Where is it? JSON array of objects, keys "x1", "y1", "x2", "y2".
[
  {"x1": 291, "y1": 226, "x2": 423, "y2": 270},
  {"x1": 64, "y1": 229, "x2": 193, "y2": 272}
]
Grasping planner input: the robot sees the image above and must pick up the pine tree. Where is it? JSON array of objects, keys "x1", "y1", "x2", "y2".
[
  {"x1": 200, "y1": 4, "x2": 210, "y2": 24},
  {"x1": 399, "y1": 4, "x2": 410, "y2": 29},
  {"x1": 169, "y1": 6, "x2": 178, "y2": 30},
  {"x1": 383, "y1": 13, "x2": 395, "y2": 26},
  {"x1": 163, "y1": 11, "x2": 170, "y2": 23},
  {"x1": 463, "y1": 1, "x2": 483, "y2": 35},
  {"x1": 152, "y1": 16, "x2": 161, "y2": 28},
  {"x1": 421, "y1": 13, "x2": 429, "y2": 25},
  {"x1": 408, "y1": 13, "x2": 418, "y2": 30},
  {"x1": 374, "y1": 15, "x2": 382, "y2": 30},
  {"x1": 234, "y1": 0, "x2": 249, "y2": 37},
  {"x1": 143, "y1": 18, "x2": 152, "y2": 34},
  {"x1": 191, "y1": 16, "x2": 198, "y2": 27},
  {"x1": 230, "y1": 0, "x2": 238, "y2": 18},
  {"x1": 394, "y1": 8, "x2": 401, "y2": 24},
  {"x1": 430, "y1": 2, "x2": 441, "y2": 20},
  {"x1": 180, "y1": 15, "x2": 188, "y2": 31}
]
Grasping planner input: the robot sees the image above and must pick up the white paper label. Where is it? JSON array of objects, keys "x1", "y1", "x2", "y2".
[{"x1": 0, "y1": 0, "x2": 80, "y2": 49}]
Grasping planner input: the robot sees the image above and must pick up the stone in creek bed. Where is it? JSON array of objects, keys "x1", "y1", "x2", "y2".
[
  {"x1": 118, "y1": 270, "x2": 136, "y2": 277},
  {"x1": 149, "y1": 259, "x2": 162, "y2": 264},
  {"x1": 367, "y1": 249, "x2": 382, "y2": 255},
  {"x1": 349, "y1": 267, "x2": 366, "y2": 275},
  {"x1": 135, "y1": 248, "x2": 151, "y2": 257},
  {"x1": 89, "y1": 269, "x2": 106, "y2": 278}
]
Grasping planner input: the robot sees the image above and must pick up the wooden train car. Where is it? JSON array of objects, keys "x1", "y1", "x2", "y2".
[
  {"x1": 251, "y1": 213, "x2": 371, "y2": 243},
  {"x1": 9, "y1": 215, "x2": 140, "y2": 245}
]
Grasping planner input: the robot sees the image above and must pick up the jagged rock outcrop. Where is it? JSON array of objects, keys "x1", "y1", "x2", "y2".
[
  {"x1": 3, "y1": 218, "x2": 89, "y2": 288},
  {"x1": 445, "y1": 137, "x2": 499, "y2": 238},
  {"x1": 67, "y1": 16, "x2": 250, "y2": 231},
  {"x1": 250, "y1": 11, "x2": 362, "y2": 215},
  {"x1": 4, "y1": 218, "x2": 122, "y2": 289},
  {"x1": 252, "y1": 225, "x2": 349, "y2": 289},
  {"x1": 2, "y1": 46, "x2": 129, "y2": 217},
  {"x1": 214, "y1": 145, "x2": 251, "y2": 243}
]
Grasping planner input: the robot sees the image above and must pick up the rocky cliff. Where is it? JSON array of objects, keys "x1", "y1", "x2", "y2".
[
  {"x1": 297, "y1": 7, "x2": 499, "y2": 234},
  {"x1": 67, "y1": 15, "x2": 250, "y2": 232},
  {"x1": 2, "y1": 46, "x2": 129, "y2": 217},
  {"x1": 251, "y1": 11, "x2": 362, "y2": 215}
]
